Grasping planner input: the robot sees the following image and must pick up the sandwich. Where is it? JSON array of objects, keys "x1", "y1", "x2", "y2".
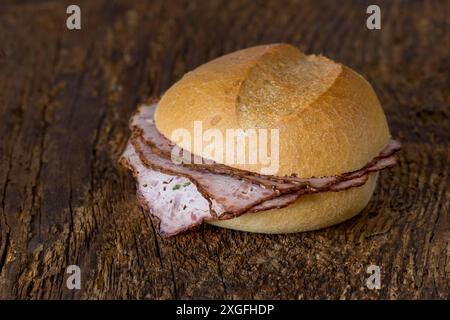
[{"x1": 120, "y1": 43, "x2": 400, "y2": 237}]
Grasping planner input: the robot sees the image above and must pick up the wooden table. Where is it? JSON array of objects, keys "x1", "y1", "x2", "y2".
[{"x1": 0, "y1": 0, "x2": 448, "y2": 299}]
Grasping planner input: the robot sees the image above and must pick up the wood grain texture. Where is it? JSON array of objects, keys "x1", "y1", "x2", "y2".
[{"x1": 0, "y1": 0, "x2": 448, "y2": 299}]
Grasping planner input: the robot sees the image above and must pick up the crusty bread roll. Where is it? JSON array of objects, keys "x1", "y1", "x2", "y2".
[{"x1": 154, "y1": 43, "x2": 390, "y2": 233}]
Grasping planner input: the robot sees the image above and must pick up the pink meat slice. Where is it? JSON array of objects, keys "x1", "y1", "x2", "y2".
[
  {"x1": 329, "y1": 174, "x2": 369, "y2": 191},
  {"x1": 248, "y1": 156, "x2": 398, "y2": 211},
  {"x1": 249, "y1": 193, "x2": 301, "y2": 212},
  {"x1": 120, "y1": 143, "x2": 213, "y2": 236},
  {"x1": 131, "y1": 103, "x2": 208, "y2": 165},
  {"x1": 131, "y1": 137, "x2": 277, "y2": 218}
]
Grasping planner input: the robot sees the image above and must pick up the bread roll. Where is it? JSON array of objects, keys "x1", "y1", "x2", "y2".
[{"x1": 154, "y1": 43, "x2": 390, "y2": 233}]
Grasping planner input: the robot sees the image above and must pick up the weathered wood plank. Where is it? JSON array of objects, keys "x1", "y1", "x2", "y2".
[{"x1": 0, "y1": 0, "x2": 448, "y2": 299}]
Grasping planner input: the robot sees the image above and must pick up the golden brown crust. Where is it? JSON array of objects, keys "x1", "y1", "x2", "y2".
[{"x1": 155, "y1": 43, "x2": 390, "y2": 177}]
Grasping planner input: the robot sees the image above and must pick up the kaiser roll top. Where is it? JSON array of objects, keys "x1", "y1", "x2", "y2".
[{"x1": 155, "y1": 43, "x2": 390, "y2": 178}]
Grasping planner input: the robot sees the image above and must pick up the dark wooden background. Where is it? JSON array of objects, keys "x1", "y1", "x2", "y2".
[{"x1": 0, "y1": 0, "x2": 448, "y2": 299}]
